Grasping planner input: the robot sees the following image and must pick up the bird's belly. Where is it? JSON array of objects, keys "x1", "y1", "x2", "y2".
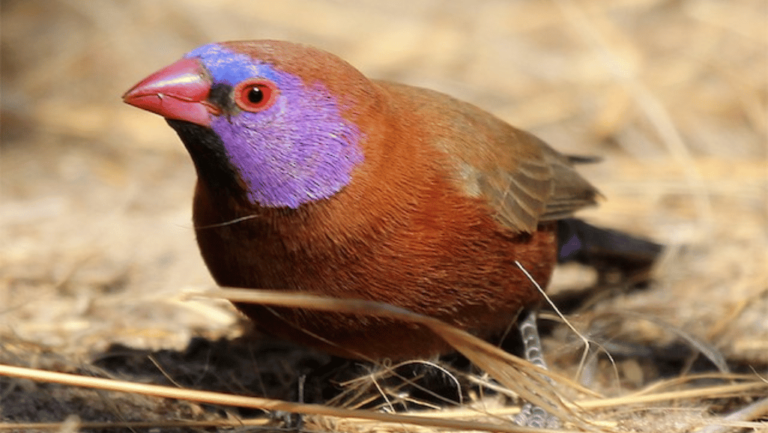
[{"x1": 194, "y1": 217, "x2": 557, "y2": 360}]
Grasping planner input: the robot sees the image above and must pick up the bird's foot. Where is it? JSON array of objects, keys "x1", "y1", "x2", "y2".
[{"x1": 514, "y1": 402, "x2": 562, "y2": 429}]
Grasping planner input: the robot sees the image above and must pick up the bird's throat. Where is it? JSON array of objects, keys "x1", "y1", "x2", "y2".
[{"x1": 167, "y1": 119, "x2": 248, "y2": 199}]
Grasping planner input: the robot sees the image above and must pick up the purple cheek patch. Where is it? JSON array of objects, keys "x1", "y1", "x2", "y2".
[{"x1": 200, "y1": 45, "x2": 364, "y2": 208}]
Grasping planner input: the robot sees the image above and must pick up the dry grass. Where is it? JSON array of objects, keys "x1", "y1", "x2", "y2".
[{"x1": 1, "y1": 0, "x2": 766, "y2": 431}]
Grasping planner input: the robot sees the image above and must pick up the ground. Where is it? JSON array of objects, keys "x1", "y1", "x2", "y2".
[{"x1": 1, "y1": 1, "x2": 766, "y2": 432}]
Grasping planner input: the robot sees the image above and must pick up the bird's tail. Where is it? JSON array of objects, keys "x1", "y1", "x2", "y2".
[{"x1": 556, "y1": 218, "x2": 663, "y2": 282}]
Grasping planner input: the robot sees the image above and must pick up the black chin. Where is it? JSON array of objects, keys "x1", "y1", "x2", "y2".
[{"x1": 166, "y1": 119, "x2": 243, "y2": 195}]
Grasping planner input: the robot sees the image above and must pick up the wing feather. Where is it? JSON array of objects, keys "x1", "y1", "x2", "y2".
[{"x1": 380, "y1": 81, "x2": 600, "y2": 233}]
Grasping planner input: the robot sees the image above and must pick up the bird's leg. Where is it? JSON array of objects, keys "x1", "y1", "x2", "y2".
[
  {"x1": 513, "y1": 310, "x2": 562, "y2": 429},
  {"x1": 274, "y1": 374, "x2": 305, "y2": 430}
]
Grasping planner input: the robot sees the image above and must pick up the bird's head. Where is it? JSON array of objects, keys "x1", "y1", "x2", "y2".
[{"x1": 123, "y1": 40, "x2": 372, "y2": 209}]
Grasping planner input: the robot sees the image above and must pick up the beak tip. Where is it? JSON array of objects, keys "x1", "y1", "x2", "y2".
[
  {"x1": 122, "y1": 58, "x2": 212, "y2": 126},
  {"x1": 121, "y1": 86, "x2": 146, "y2": 106}
]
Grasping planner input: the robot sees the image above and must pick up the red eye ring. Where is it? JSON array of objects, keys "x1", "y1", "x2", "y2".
[{"x1": 234, "y1": 79, "x2": 278, "y2": 112}]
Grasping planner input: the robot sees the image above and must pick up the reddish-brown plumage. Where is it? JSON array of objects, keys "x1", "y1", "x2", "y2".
[{"x1": 124, "y1": 40, "x2": 599, "y2": 361}]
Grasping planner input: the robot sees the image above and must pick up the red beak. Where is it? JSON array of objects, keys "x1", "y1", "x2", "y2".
[{"x1": 122, "y1": 58, "x2": 214, "y2": 127}]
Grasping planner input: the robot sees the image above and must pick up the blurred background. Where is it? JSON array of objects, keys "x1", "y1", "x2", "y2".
[{"x1": 1, "y1": 0, "x2": 766, "y2": 374}]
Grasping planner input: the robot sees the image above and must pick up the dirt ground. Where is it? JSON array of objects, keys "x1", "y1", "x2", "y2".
[{"x1": 1, "y1": 1, "x2": 766, "y2": 432}]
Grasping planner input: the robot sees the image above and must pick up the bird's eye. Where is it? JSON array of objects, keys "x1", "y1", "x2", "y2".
[{"x1": 234, "y1": 79, "x2": 278, "y2": 112}]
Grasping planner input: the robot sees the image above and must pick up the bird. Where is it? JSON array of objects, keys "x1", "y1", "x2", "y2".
[{"x1": 122, "y1": 40, "x2": 656, "y2": 362}]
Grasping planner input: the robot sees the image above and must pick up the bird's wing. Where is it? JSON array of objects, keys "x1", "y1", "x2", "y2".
[
  {"x1": 466, "y1": 129, "x2": 599, "y2": 233},
  {"x1": 381, "y1": 82, "x2": 600, "y2": 234}
]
